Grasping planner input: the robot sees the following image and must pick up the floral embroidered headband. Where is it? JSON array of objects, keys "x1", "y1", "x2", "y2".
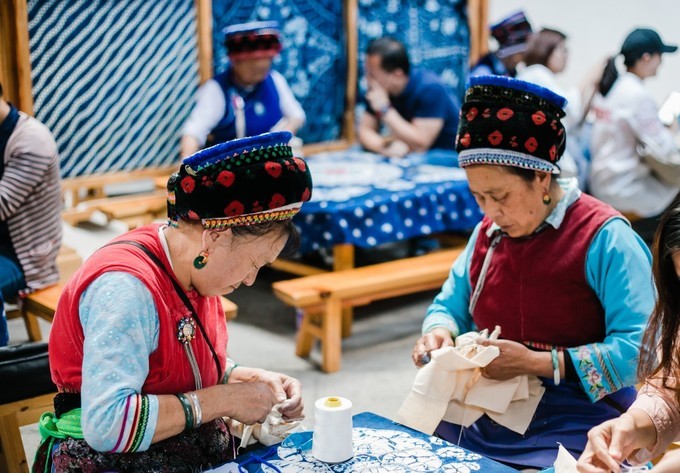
[
  {"x1": 167, "y1": 131, "x2": 312, "y2": 229},
  {"x1": 456, "y1": 75, "x2": 568, "y2": 174}
]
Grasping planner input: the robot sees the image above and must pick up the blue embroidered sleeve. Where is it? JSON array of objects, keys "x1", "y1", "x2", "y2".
[
  {"x1": 422, "y1": 224, "x2": 480, "y2": 338},
  {"x1": 79, "y1": 272, "x2": 160, "y2": 452},
  {"x1": 568, "y1": 218, "x2": 654, "y2": 402}
]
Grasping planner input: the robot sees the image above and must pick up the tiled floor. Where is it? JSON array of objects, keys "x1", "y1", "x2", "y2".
[{"x1": 10, "y1": 221, "x2": 433, "y2": 466}]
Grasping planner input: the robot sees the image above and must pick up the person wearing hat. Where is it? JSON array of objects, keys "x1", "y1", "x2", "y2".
[
  {"x1": 34, "y1": 132, "x2": 312, "y2": 471},
  {"x1": 0, "y1": 82, "x2": 62, "y2": 346},
  {"x1": 358, "y1": 37, "x2": 460, "y2": 159},
  {"x1": 589, "y1": 27, "x2": 679, "y2": 244},
  {"x1": 411, "y1": 76, "x2": 654, "y2": 469},
  {"x1": 180, "y1": 21, "x2": 306, "y2": 157},
  {"x1": 470, "y1": 11, "x2": 533, "y2": 78}
]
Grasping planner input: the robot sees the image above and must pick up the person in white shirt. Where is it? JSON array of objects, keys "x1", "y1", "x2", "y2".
[
  {"x1": 589, "y1": 28, "x2": 678, "y2": 243},
  {"x1": 518, "y1": 28, "x2": 588, "y2": 187},
  {"x1": 180, "y1": 21, "x2": 306, "y2": 158}
]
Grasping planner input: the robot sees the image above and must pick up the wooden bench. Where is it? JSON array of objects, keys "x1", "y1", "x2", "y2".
[
  {"x1": 0, "y1": 392, "x2": 55, "y2": 473},
  {"x1": 272, "y1": 247, "x2": 464, "y2": 373},
  {"x1": 62, "y1": 190, "x2": 168, "y2": 229}
]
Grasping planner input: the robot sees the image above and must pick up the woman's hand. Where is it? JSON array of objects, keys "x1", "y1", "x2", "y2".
[
  {"x1": 576, "y1": 409, "x2": 658, "y2": 473},
  {"x1": 226, "y1": 382, "x2": 282, "y2": 425},
  {"x1": 477, "y1": 339, "x2": 534, "y2": 380},
  {"x1": 412, "y1": 328, "x2": 454, "y2": 367},
  {"x1": 230, "y1": 367, "x2": 304, "y2": 421}
]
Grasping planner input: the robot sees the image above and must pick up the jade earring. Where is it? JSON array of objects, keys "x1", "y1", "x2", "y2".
[{"x1": 193, "y1": 250, "x2": 209, "y2": 269}]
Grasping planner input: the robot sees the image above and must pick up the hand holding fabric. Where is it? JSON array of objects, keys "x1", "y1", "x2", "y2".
[
  {"x1": 477, "y1": 338, "x2": 536, "y2": 380},
  {"x1": 251, "y1": 368, "x2": 305, "y2": 421},
  {"x1": 412, "y1": 327, "x2": 455, "y2": 367}
]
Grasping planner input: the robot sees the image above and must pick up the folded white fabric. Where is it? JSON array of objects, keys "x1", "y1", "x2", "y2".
[
  {"x1": 395, "y1": 327, "x2": 545, "y2": 435},
  {"x1": 229, "y1": 403, "x2": 304, "y2": 449},
  {"x1": 553, "y1": 444, "x2": 578, "y2": 472}
]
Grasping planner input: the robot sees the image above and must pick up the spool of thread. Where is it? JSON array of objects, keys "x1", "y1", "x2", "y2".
[{"x1": 312, "y1": 396, "x2": 353, "y2": 463}]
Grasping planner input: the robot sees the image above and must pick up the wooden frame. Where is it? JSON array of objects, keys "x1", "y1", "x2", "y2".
[{"x1": 0, "y1": 0, "x2": 33, "y2": 114}]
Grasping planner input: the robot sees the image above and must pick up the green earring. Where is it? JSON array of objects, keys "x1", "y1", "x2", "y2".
[{"x1": 193, "y1": 251, "x2": 208, "y2": 269}]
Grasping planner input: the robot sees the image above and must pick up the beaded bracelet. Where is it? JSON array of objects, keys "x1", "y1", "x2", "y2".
[
  {"x1": 187, "y1": 391, "x2": 203, "y2": 428},
  {"x1": 551, "y1": 348, "x2": 561, "y2": 386},
  {"x1": 175, "y1": 393, "x2": 194, "y2": 431}
]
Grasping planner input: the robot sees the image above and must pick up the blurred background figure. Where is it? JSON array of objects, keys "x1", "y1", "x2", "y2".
[
  {"x1": 518, "y1": 28, "x2": 590, "y2": 188},
  {"x1": 180, "y1": 21, "x2": 305, "y2": 157},
  {"x1": 471, "y1": 10, "x2": 533, "y2": 78},
  {"x1": 0, "y1": 82, "x2": 62, "y2": 347},
  {"x1": 357, "y1": 37, "x2": 460, "y2": 160},
  {"x1": 589, "y1": 27, "x2": 679, "y2": 244}
]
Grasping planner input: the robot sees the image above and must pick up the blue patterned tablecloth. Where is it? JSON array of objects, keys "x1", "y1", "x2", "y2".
[
  {"x1": 229, "y1": 412, "x2": 518, "y2": 472},
  {"x1": 294, "y1": 151, "x2": 482, "y2": 255}
]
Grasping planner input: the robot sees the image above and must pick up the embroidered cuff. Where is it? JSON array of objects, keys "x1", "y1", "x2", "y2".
[{"x1": 569, "y1": 344, "x2": 622, "y2": 402}]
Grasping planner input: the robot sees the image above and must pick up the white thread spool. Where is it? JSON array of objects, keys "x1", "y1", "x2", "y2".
[{"x1": 312, "y1": 396, "x2": 353, "y2": 463}]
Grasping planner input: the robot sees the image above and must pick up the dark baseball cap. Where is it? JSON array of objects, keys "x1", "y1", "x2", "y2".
[{"x1": 620, "y1": 28, "x2": 678, "y2": 57}]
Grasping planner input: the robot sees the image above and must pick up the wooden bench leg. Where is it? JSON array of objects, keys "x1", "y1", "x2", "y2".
[
  {"x1": 333, "y1": 244, "x2": 354, "y2": 339},
  {"x1": 20, "y1": 306, "x2": 42, "y2": 342},
  {"x1": 0, "y1": 411, "x2": 28, "y2": 473},
  {"x1": 321, "y1": 298, "x2": 342, "y2": 373},
  {"x1": 295, "y1": 310, "x2": 316, "y2": 358}
]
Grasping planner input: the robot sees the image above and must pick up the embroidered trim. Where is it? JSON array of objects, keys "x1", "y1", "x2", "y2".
[
  {"x1": 200, "y1": 203, "x2": 301, "y2": 229},
  {"x1": 459, "y1": 148, "x2": 560, "y2": 173},
  {"x1": 523, "y1": 341, "x2": 568, "y2": 352},
  {"x1": 574, "y1": 345, "x2": 608, "y2": 401},
  {"x1": 130, "y1": 395, "x2": 150, "y2": 452}
]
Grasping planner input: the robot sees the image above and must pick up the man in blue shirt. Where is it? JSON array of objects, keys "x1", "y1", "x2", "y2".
[{"x1": 358, "y1": 37, "x2": 460, "y2": 159}]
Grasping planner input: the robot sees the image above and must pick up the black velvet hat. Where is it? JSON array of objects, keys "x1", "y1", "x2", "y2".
[
  {"x1": 167, "y1": 131, "x2": 312, "y2": 229},
  {"x1": 456, "y1": 75, "x2": 568, "y2": 174}
]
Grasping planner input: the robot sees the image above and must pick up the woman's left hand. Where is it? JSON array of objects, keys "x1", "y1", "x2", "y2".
[
  {"x1": 477, "y1": 339, "x2": 535, "y2": 380},
  {"x1": 251, "y1": 369, "x2": 305, "y2": 420}
]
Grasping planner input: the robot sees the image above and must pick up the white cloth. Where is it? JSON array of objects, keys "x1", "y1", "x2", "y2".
[
  {"x1": 182, "y1": 70, "x2": 306, "y2": 146},
  {"x1": 589, "y1": 72, "x2": 679, "y2": 217},
  {"x1": 553, "y1": 444, "x2": 578, "y2": 472},
  {"x1": 228, "y1": 403, "x2": 304, "y2": 450},
  {"x1": 395, "y1": 329, "x2": 545, "y2": 435}
]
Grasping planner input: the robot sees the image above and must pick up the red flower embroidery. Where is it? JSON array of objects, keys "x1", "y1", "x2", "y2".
[
  {"x1": 187, "y1": 210, "x2": 200, "y2": 221},
  {"x1": 496, "y1": 107, "x2": 514, "y2": 121},
  {"x1": 269, "y1": 193, "x2": 286, "y2": 209},
  {"x1": 465, "y1": 107, "x2": 478, "y2": 121},
  {"x1": 216, "y1": 170, "x2": 235, "y2": 187},
  {"x1": 525, "y1": 137, "x2": 538, "y2": 153},
  {"x1": 531, "y1": 111, "x2": 546, "y2": 125},
  {"x1": 549, "y1": 145, "x2": 558, "y2": 161},
  {"x1": 487, "y1": 130, "x2": 503, "y2": 146},
  {"x1": 224, "y1": 201, "x2": 244, "y2": 217},
  {"x1": 301, "y1": 188, "x2": 311, "y2": 202},
  {"x1": 252, "y1": 201, "x2": 264, "y2": 212},
  {"x1": 180, "y1": 176, "x2": 195, "y2": 193},
  {"x1": 293, "y1": 157, "x2": 307, "y2": 172},
  {"x1": 551, "y1": 119, "x2": 558, "y2": 130},
  {"x1": 509, "y1": 136, "x2": 519, "y2": 148},
  {"x1": 265, "y1": 162, "x2": 282, "y2": 178},
  {"x1": 458, "y1": 133, "x2": 471, "y2": 148}
]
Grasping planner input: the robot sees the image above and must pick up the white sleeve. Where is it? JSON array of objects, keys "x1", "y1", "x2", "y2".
[
  {"x1": 270, "y1": 70, "x2": 306, "y2": 124},
  {"x1": 181, "y1": 79, "x2": 227, "y2": 147},
  {"x1": 629, "y1": 92, "x2": 678, "y2": 158}
]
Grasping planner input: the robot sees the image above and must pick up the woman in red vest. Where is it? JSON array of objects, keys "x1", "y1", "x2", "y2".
[
  {"x1": 34, "y1": 131, "x2": 312, "y2": 472},
  {"x1": 411, "y1": 76, "x2": 655, "y2": 470},
  {"x1": 578, "y1": 190, "x2": 680, "y2": 472}
]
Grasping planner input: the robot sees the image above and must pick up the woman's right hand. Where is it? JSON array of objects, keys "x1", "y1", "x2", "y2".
[
  {"x1": 577, "y1": 412, "x2": 652, "y2": 472},
  {"x1": 227, "y1": 381, "x2": 281, "y2": 425},
  {"x1": 411, "y1": 328, "x2": 454, "y2": 367}
]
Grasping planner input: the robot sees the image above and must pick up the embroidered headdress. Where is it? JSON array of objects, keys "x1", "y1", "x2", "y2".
[
  {"x1": 167, "y1": 131, "x2": 312, "y2": 229},
  {"x1": 456, "y1": 75, "x2": 567, "y2": 174},
  {"x1": 491, "y1": 11, "x2": 533, "y2": 59},
  {"x1": 223, "y1": 21, "x2": 282, "y2": 60}
]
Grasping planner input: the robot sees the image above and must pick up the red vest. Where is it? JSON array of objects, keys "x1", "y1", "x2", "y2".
[
  {"x1": 469, "y1": 194, "x2": 620, "y2": 347},
  {"x1": 49, "y1": 224, "x2": 228, "y2": 394}
]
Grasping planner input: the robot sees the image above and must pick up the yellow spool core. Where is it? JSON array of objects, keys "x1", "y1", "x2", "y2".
[{"x1": 324, "y1": 397, "x2": 342, "y2": 408}]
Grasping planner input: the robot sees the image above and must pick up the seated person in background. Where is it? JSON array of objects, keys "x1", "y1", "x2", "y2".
[
  {"x1": 518, "y1": 28, "x2": 589, "y2": 187},
  {"x1": 0, "y1": 82, "x2": 62, "y2": 346},
  {"x1": 470, "y1": 10, "x2": 533, "y2": 78},
  {"x1": 589, "y1": 28, "x2": 678, "y2": 244},
  {"x1": 34, "y1": 132, "x2": 311, "y2": 471},
  {"x1": 357, "y1": 37, "x2": 460, "y2": 159},
  {"x1": 181, "y1": 21, "x2": 306, "y2": 157},
  {"x1": 577, "y1": 191, "x2": 680, "y2": 473},
  {"x1": 411, "y1": 76, "x2": 654, "y2": 470}
]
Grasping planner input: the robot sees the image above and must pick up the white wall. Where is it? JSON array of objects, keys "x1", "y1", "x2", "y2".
[{"x1": 488, "y1": 0, "x2": 680, "y2": 105}]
